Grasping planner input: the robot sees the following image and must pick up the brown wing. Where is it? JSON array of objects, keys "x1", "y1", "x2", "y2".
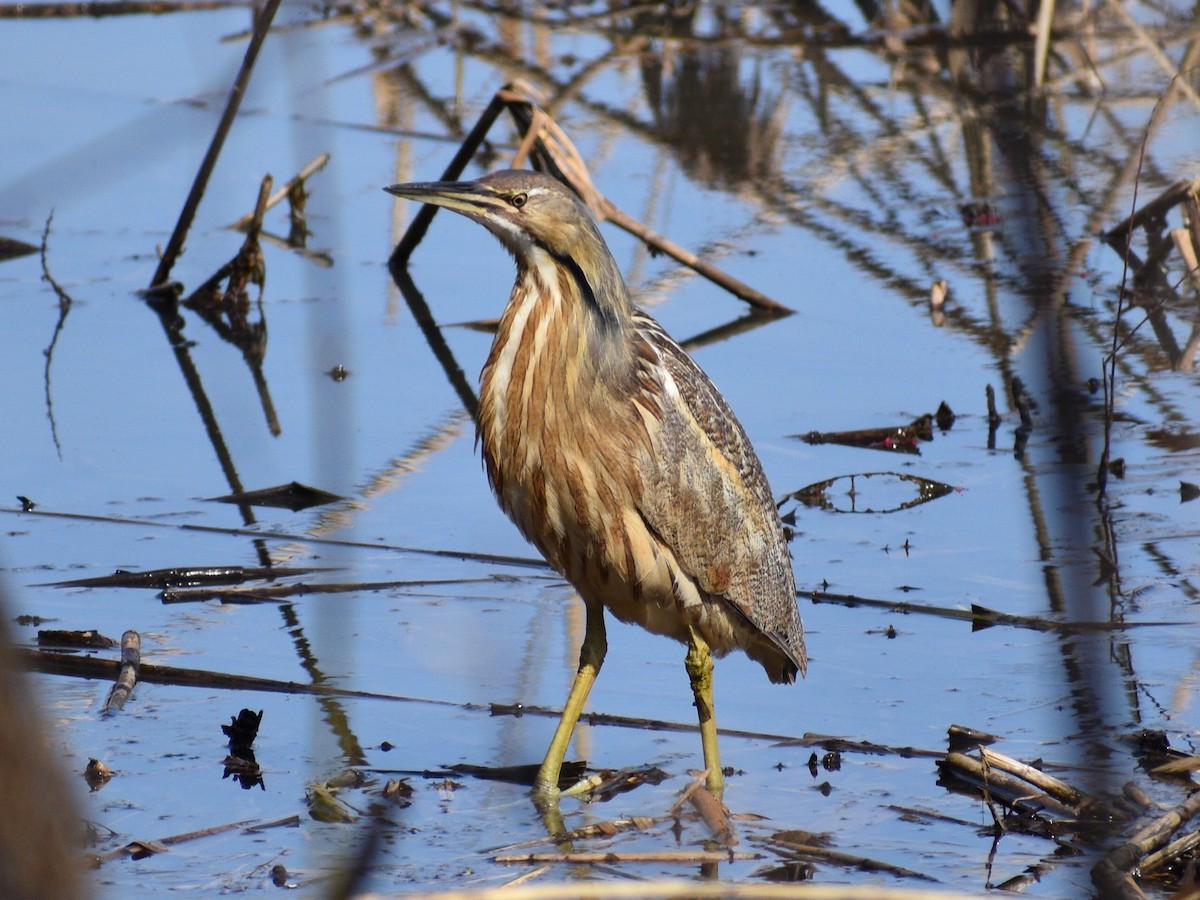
[{"x1": 629, "y1": 310, "x2": 806, "y2": 681}]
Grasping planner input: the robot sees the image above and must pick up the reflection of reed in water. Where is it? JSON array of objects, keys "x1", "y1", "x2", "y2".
[{"x1": 639, "y1": 21, "x2": 784, "y2": 187}]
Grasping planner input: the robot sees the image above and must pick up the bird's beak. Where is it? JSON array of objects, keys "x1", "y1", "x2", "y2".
[{"x1": 384, "y1": 181, "x2": 495, "y2": 216}]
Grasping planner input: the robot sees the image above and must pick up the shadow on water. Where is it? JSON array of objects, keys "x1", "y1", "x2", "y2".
[{"x1": 1, "y1": 0, "x2": 1199, "y2": 897}]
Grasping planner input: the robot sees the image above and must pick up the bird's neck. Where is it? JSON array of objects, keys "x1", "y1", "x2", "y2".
[{"x1": 478, "y1": 246, "x2": 634, "y2": 495}]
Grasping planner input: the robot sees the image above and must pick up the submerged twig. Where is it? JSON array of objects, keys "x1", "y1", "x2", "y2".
[
  {"x1": 2, "y1": 503, "x2": 547, "y2": 570},
  {"x1": 807, "y1": 588, "x2": 1182, "y2": 634},
  {"x1": 89, "y1": 814, "x2": 291, "y2": 866},
  {"x1": 159, "y1": 575, "x2": 505, "y2": 604},
  {"x1": 16, "y1": 645, "x2": 941, "y2": 759},
  {"x1": 766, "y1": 835, "x2": 937, "y2": 881},
  {"x1": 38, "y1": 211, "x2": 73, "y2": 459}
]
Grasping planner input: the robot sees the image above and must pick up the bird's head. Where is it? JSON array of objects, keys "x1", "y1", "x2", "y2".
[{"x1": 385, "y1": 170, "x2": 631, "y2": 332}]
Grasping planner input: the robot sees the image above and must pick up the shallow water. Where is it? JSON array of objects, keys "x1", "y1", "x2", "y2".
[{"x1": 2, "y1": 2, "x2": 1199, "y2": 897}]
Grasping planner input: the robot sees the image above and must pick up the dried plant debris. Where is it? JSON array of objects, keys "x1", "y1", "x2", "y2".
[
  {"x1": 780, "y1": 470, "x2": 954, "y2": 516},
  {"x1": 207, "y1": 481, "x2": 343, "y2": 511},
  {"x1": 795, "y1": 412, "x2": 938, "y2": 455},
  {"x1": 306, "y1": 771, "x2": 368, "y2": 823},
  {"x1": 938, "y1": 727, "x2": 1200, "y2": 895},
  {"x1": 381, "y1": 778, "x2": 414, "y2": 808}
]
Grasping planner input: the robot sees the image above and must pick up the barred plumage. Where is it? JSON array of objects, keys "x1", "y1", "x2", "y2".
[{"x1": 386, "y1": 169, "x2": 805, "y2": 801}]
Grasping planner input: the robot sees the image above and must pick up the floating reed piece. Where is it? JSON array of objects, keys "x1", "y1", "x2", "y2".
[
  {"x1": 1093, "y1": 789, "x2": 1200, "y2": 898},
  {"x1": 102, "y1": 630, "x2": 141, "y2": 715},
  {"x1": 939, "y1": 742, "x2": 1115, "y2": 821},
  {"x1": 941, "y1": 731, "x2": 1200, "y2": 897}
]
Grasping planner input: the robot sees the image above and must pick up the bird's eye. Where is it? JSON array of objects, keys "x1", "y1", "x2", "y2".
[{"x1": 509, "y1": 192, "x2": 527, "y2": 208}]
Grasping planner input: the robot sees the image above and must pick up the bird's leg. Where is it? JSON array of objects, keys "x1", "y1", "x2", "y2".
[
  {"x1": 685, "y1": 626, "x2": 723, "y2": 797},
  {"x1": 533, "y1": 600, "x2": 607, "y2": 801}
]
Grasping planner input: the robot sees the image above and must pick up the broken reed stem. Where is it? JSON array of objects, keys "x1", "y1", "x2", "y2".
[
  {"x1": 89, "y1": 815, "x2": 298, "y2": 866},
  {"x1": 942, "y1": 751, "x2": 1080, "y2": 818},
  {"x1": 229, "y1": 153, "x2": 330, "y2": 231},
  {"x1": 248, "y1": 174, "x2": 273, "y2": 238},
  {"x1": 666, "y1": 766, "x2": 712, "y2": 816},
  {"x1": 1140, "y1": 828, "x2": 1200, "y2": 875},
  {"x1": 148, "y1": 0, "x2": 283, "y2": 292},
  {"x1": 1104, "y1": 789, "x2": 1200, "y2": 873},
  {"x1": 978, "y1": 746, "x2": 1089, "y2": 809},
  {"x1": 102, "y1": 630, "x2": 141, "y2": 714},
  {"x1": 688, "y1": 783, "x2": 736, "y2": 847},
  {"x1": 985, "y1": 384, "x2": 1001, "y2": 428}
]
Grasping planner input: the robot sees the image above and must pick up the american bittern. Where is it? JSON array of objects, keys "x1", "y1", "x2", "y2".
[{"x1": 386, "y1": 170, "x2": 805, "y2": 800}]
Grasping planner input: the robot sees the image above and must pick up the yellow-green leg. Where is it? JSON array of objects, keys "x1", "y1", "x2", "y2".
[
  {"x1": 685, "y1": 626, "x2": 723, "y2": 797},
  {"x1": 533, "y1": 600, "x2": 607, "y2": 800}
]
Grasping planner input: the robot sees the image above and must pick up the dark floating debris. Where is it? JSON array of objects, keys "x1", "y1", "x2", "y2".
[
  {"x1": 37, "y1": 629, "x2": 118, "y2": 650},
  {"x1": 796, "y1": 413, "x2": 935, "y2": 455},
  {"x1": 934, "y1": 401, "x2": 956, "y2": 431},
  {"x1": 223, "y1": 708, "x2": 265, "y2": 791},
  {"x1": 447, "y1": 760, "x2": 589, "y2": 792},
  {"x1": 222, "y1": 708, "x2": 263, "y2": 750},
  {"x1": 84, "y1": 758, "x2": 114, "y2": 792},
  {"x1": 780, "y1": 471, "x2": 955, "y2": 515},
  {"x1": 208, "y1": 480, "x2": 343, "y2": 511},
  {"x1": 947, "y1": 724, "x2": 999, "y2": 753},
  {"x1": 1181, "y1": 481, "x2": 1199, "y2": 503}
]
